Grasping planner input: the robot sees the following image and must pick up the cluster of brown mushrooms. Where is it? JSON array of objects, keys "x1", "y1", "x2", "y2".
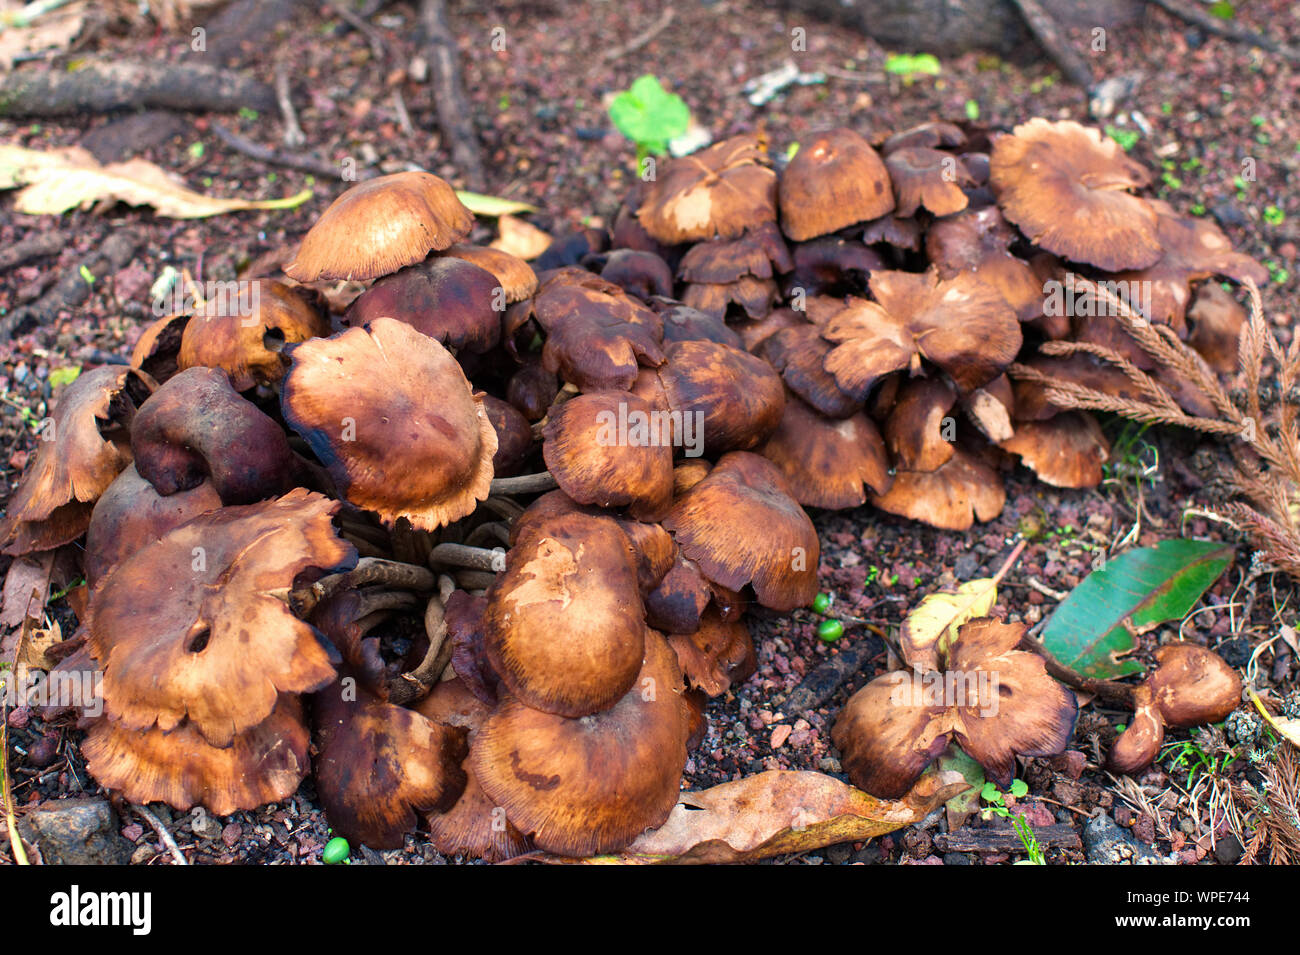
[{"x1": 0, "y1": 116, "x2": 1263, "y2": 858}]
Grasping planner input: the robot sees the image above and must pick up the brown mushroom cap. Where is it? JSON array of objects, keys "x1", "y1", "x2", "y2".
[
  {"x1": 87, "y1": 488, "x2": 355, "y2": 746},
  {"x1": 681, "y1": 275, "x2": 779, "y2": 321},
  {"x1": 760, "y1": 393, "x2": 892, "y2": 509},
  {"x1": 677, "y1": 221, "x2": 792, "y2": 284},
  {"x1": 313, "y1": 681, "x2": 468, "y2": 849},
  {"x1": 760, "y1": 324, "x2": 861, "y2": 419},
  {"x1": 1, "y1": 366, "x2": 153, "y2": 555},
  {"x1": 880, "y1": 121, "x2": 967, "y2": 155},
  {"x1": 505, "y1": 361, "x2": 560, "y2": 421},
  {"x1": 656, "y1": 339, "x2": 786, "y2": 454},
  {"x1": 667, "y1": 606, "x2": 756, "y2": 697},
  {"x1": 281, "y1": 317, "x2": 497, "y2": 530},
  {"x1": 831, "y1": 669, "x2": 950, "y2": 798},
  {"x1": 781, "y1": 237, "x2": 883, "y2": 299},
  {"x1": 343, "y1": 257, "x2": 502, "y2": 354},
  {"x1": 441, "y1": 243, "x2": 539, "y2": 302},
  {"x1": 1000, "y1": 412, "x2": 1110, "y2": 489},
  {"x1": 471, "y1": 629, "x2": 690, "y2": 856},
  {"x1": 778, "y1": 127, "x2": 894, "y2": 241},
  {"x1": 130, "y1": 312, "x2": 191, "y2": 384},
  {"x1": 664, "y1": 451, "x2": 819, "y2": 611},
  {"x1": 884, "y1": 147, "x2": 973, "y2": 218},
  {"x1": 131, "y1": 366, "x2": 296, "y2": 505},
  {"x1": 871, "y1": 448, "x2": 1006, "y2": 531},
  {"x1": 1011, "y1": 353, "x2": 1147, "y2": 421},
  {"x1": 822, "y1": 270, "x2": 1022, "y2": 400},
  {"x1": 542, "y1": 390, "x2": 674, "y2": 520},
  {"x1": 598, "y1": 249, "x2": 675, "y2": 300},
  {"x1": 482, "y1": 394, "x2": 534, "y2": 477},
  {"x1": 1187, "y1": 282, "x2": 1247, "y2": 374},
  {"x1": 885, "y1": 377, "x2": 957, "y2": 472},
  {"x1": 176, "y1": 279, "x2": 331, "y2": 390},
  {"x1": 925, "y1": 206, "x2": 1043, "y2": 323},
  {"x1": 654, "y1": 301, "x2": 744, "y2": 349},
  {"x1": 990, "y1": 118, "x2": 1161, "y2": 272},
  {"x1": 1148, "y1": 643, "x2": 1242, "y2": 729},
  {"x1": 636, "y1": 134, "x2": 778, "y2": 244},
  {"x1": 284, "y1": 171, "x2": 474, "y2": 282},
  {"x1": 484, "y1": 509, "x2": 646, "y2": 718},
  {"x1": 1107, "y1": 688, "x2": 1165, "y2": 775},
  {"x1": 645, "y1": 552, "x2": 714, "y2": 635},
  {"x1": 82, "y1": 695, "x2": 310, "y2": 816},
  {"x1": 84, "y1": 464, "x2": 222, "y2": 588},
  {"x1": 862, "y1": 214, "x2": 923, "y2": 252}
]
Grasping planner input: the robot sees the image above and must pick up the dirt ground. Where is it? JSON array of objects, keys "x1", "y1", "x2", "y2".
[{"x1": 1, "y1": 0, "x2": 1298, "y2": 864}]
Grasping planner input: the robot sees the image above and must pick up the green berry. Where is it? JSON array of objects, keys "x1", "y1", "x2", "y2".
[
  {"x1": 322, "y1": 836, "x2": 351, "y2": 864},
  {"x1": 812, "y1": 592, "x2": 831, "y2": 615},
  {"x1": 817, "y1": 620, "x2": 843, "y2": 643}
]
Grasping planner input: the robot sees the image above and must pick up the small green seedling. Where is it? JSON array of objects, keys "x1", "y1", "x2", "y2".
[
  {"x1": 884, "y1": 53, "x2": 940, "y2": 80},
  {"x1": 981, "y1": 779, "x2": 1044, "y2": 865},
  {"x1": 322, "y1": 835, "x2": 351, "y2": 865},
  {"x1": 608, "y1": 74, "x2": 691, "y2": 168}
]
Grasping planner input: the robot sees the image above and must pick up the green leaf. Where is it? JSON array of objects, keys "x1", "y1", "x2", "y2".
[
  {"x1": 964, "y1": 99, "x2": 980, "y2": 121},
  {"x1": 48, "y1": 366, "x2": 81, "y2": 388},
  {"x1": 1008, "y1": 778, "x2": 1029, "y2": 798},
  {"x1": 1209, "y1": 1, "x2": 1235, "y2": 19},
  {"x1": 1042, "y1": 539, "x2": 1234, "y2": 679},
  {"x1": 884, "y1": 53, "x2": 941, "y2": 77},
  {"x1": 937, "y1": 745, "x2": 984, "y2": 820},
  {"x1": 608, "y1": 75, "x2": 691, "y2": 155},
  {"x1": 454, "y1": 191, "x2": 537, "y2": 217}
]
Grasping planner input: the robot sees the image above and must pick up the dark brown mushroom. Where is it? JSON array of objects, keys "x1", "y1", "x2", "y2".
[
  {"x1": 781, "y1": 237, "x2": 883, "y2": 299},
  {"x1": 925, "y1": 206, "x2": 1043, "y2": 323},
  {"x1": 885, "y1": 147, "x2": 973, "y2": 218},
  {"x1": 681, "y1": 275, "x2": 779, "y2": 321},
  {"x1": 598, "y1": 249, "x2": 675, "y2": 300},
  {"x1": 884, "y1": 377, "x2": 957, "y2": 472},
  {"x1": 130, "y1": 312, "x2": 191, "y2": 384},
  {"x1": 667, "y1": 606, "x2": 756, "y2": 697},
  {"x1": 1186, "y1": 282, "x2": 1247, "y2": 374},
  {"x1": 677, "y1": 221, "x2": 792, "y2": 284},
  {"x1": 344, "y1": 257, "x2": 502, "y2": 354},
  {"x1": 759, "y1": 323, "x2": 862, "y2": 419},
  {"x1": 778, "y1": 127, "x2": 894, "y2": 241},
  {"x1": 760, "y1": 392, "x2": 892, "y2": 509},
  {"x1": 440, "y1": 243, "x2": 539, "y2": 302},
  {"x1": 655, "y1": 339, "x2": 786, "y2": 454}
]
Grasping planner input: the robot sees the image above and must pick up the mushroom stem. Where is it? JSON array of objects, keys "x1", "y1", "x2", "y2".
[
  {"x1": 290, "y1": 557, "x2": 436, "y2": 617},
  {"x1": 386, "y1": 595, "x2": 454, "y2": 705},
  {"x1": 454, "y1": 570, "x2": 497, "y2": 591},
  {"x1": 1018, "y1": 635, "x2": 1138, "y2": 709},
  {"x1": 353, "y1": 588, "x2": 421, "y2": 623},
  {"x1": 488, "y1": 471, "x2": 558, "y2": 495},
  {"x1": 464, "y1": 521, "x2": 511, "y2": 549},
  {"x1": 429, "y1": 541, "x2": 507, "y2": 572},
  {"x1": 479, "y1": 496, "x2": 524, "y2": 522}
]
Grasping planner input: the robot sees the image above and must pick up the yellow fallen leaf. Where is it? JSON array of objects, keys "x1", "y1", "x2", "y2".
[
  {"x1": 1248, "y1": 687, "x2": 1300, "y2": 749},
  {"x1": 455, "y1": 190, "x2": 537, "y2": 217},
  {"x1": 0, "y1": 145, "x2": 312, "y2": 218},
  {"x1": 900, "y1": 578, "x2": 998, "y2": 671},
  {"x1": 490, "y1": 213, "x2": 552, "y2": 261},
  {"x1": 545, "y1": 769, "x2": 966, "y2": 864}
]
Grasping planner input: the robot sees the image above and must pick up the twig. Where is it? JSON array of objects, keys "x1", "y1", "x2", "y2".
[
  {"x1": 392, "y1": 89, "x2": 415, "y2": 137},
  {"x1": 419, "y1": 0, "x2": 486, "y2": 191},
  {"x1": 290, "y1": 557, "x2": 436, "y2": 616},
  {"x1": 327, "y1": 0, "x2": 388, "y2": 62},
  {"x1": 1007, "y1": 0, "x2": 1095, "y2": 89},
  {"x1": 488, "y1": 471, "x2": 558, "y2": 495},
  {"x1": 0, "y1": 703, "x2": 30, "y2": 865},
  {"x1": 132, "y1": 804, "x2": 188, "y2": 866},
  {"x1": 209, "y1": 122, "x2": 372, "y2": 181},
  {"x1": 602, "y1": 6, "x2": 675, "y2": 60},
  {"x1": 274, "y1": 62, "x2": 305, "y2": 150},
  {"x1": 0, "y1": 233, "x2": 63, "y2": 271},
  {"x1": 429, "y1": 542, "x2": 506, "y2": 573}
]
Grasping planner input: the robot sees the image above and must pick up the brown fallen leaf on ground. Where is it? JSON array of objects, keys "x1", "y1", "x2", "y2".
[
  {"x1": 537, "y1": 768, "x2": 966, "y2": 864},
  {"x1": 0, "y1": 145, "x2": 312, "y2": 218}
]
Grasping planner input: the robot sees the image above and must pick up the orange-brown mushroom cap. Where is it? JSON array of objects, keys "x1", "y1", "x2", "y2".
[
  {"x1": 1, "y1": 365, "x2": 153, "y2": 555},
  {"x1": 281, "y1": 317, "x2": 497, "y2": 530},
  {"x1": 656, "y1": 339, "x2": 786, "y2": 454},
  {"x1": 1000, "y1": 412, "x2": 1110, "y2": 489},
  {"x1": 884, "y1": 147, "x2": 973, "y2": 218},
  {"x1": 313, "y1": 681, "x2": 468, "y2": 849},
  {"x1": 1147, "y1": 643, "x2": 1242, "y2": 729},
  {"x1": 925, "y1": 206, "x2": 1043, "y2": 323},
  {"x1": 484, "y1": 509, "x2": 647, "y2": 718},
  {"x1": 885, "y1": 377, "x2": 957, "y2": 472},
  {"x1": 82, "y1": 695, "x2": 310, "y2": 817},
  {"x1": 871, "y1": 448, "x2": 1006, "y2": 531},
  {"x1": 470, "y1": 630, "x2": 690, "y2": 856},
  {"x1": 87, "y1": 488, "x2": 356, "y2": 746},
  {"x1": 664, "y1": 451, "x2": 819, "y2": 610},
  {"x1": 990, "y1": 118, "x2": 1160, "y2": 272},
  {"x1": 177, "y1": 279, "x2": 330, "y2": 390},
  {"x1": 760, "y1": 324, "x2": 861, "y2": 419},
  {"x1": 778, "y1": 127, "x2": 894, "y2": 241},
  {"x1": 130, "y1": 312, "x2": 191, "y2": 384},
  {"x1": 677, "y1": 221, "x2": 792, "y2": 284},
  {"x1": 760, "y1": 393, "x2": 892, "y2": 509},
  {"x1": 667, "y1": 607, "x2": 756, "y2": 697},
  {"x1": 284, "y1": 171, "x2": 474, "y2": 282},
  {"x1": 441, "y1": 242, "x2": 539, "y2": 302}
]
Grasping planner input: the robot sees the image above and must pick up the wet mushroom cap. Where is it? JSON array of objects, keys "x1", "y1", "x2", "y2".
[
  {"x1": 760, "y1": 393, "x2": 892, "y2": 510},
  {"x1": 656, "y1": 339, "x2": 786, "y2": 453},
  {"x1": 760, "y1": 324, "x2": 861, "y2": 419},
  {"x1": 1000, "y1": 413, "x2": 1110, "y2": 489},
  {"x1": 177, "y1": 279, "x2": 331, "y2": 390},
  {"x1": 344, "y1": 257, "x2": 503, "y2": 354},
  {"x1": 925, "y1": 206, "x2": 1043, "y2": 323},
  {"x1": 681, "y1": 275, "x2": 779, "y2": 321},
  {"x1": 281, "y1": 317, "x2": 497, "y2": 530},
  {"x1": 884, "y1": 377, "x2": 957, "y2": 472},
  {"x1": 990, "y1": 118, "x2": 1161, "y2": 272},
  {"x1": 484, "y1": 509, "x2": 647, "y2": 718},
  {"x1": 667, "y1": 607, "x2": 756, "y2": 697},
  {"x1": 0, "y1": 365, "x2": 153, "y2": 556},
  {"x1": 284, "y1": 171, "x2": 474, "y2": 282},
  {"x1": 778, "y1": 127, "x2": 894, "y2": 241},
  {"x1": 1147, "y1": 643, "x2": 1242, "y2": 728},
  {"x1": 664, "y1": 451, "x2": 819, "y2": 611},
  {"x1": 470, "y1": 630, "x2": 690, "y2": 856},
  {"x1": 87, "y1": 488, "x2": 356, "y2": 747},
  {"x1": 598, "y1": 249, "x2": 675, "y2": 300},
  {"x1": 82, "y1": 695, "x2": 310, "y2": 817}
]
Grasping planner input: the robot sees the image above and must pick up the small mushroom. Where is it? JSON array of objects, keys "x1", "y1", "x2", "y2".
[
  {"x1": 1000, "y1": 413, "x2": 1110, "y2": 489},
  {"x1": 884, "y1": 377, "x2": 957, "y2": 472},
  {"x1": 780, "y1": 237, "x2": 883, "y2": 299},
  {"x1": 470, "y1": 629, "x2": 690, "y2": 856},
  {"x1": 759, "y1": 323, "x2": 862, "y2": 419},
  {"x1": 130, "y1": 312, "x2": 191, "y2": 384},
  {"x1": 885, "y1": 147, "x2": 973, "y2": 218},
  {"x1": 597, "y1": 249, "x2": 675, "y2": 300},
  {"x1": 1186, "y1": 282, "x2": 1247, "y2": 374},
  {"x1": 653, "y1": 301, "x2": 744, "y2": 348},
  {"x1": 778, "y1": 127, "x2": 894, "y2": 241},
  {"x1": 440, "y1": 243, "x2": 539, "y2": 302},
  {"x1": 0, "y1": 366, "x2": 153, "y2": 555},
  {"x1": 862, "y1": 214, "x2": 923, "y2": 252},
  {"x1": 760, "y1": 392, "x2": 892, "y2": 509},
  {"x1": 871, "y1": 448, "x2": 1006, "y2": 531},
  {"x1": 681, "y1": 275, "x2": 779, "y2": 321},
  {"x1": 344, "y1": 257, "x2": 503, "y2": 354},
  {"x1": 990, "y1": 118, "x2": 1160, "y2": 272},
  {"x1": 664, "y1": 451, "x2": 819, "y2": 611},
  {"x1": 667, "y1": 606, "x2": 756, "y2": 697},
  {"x1": 281, "y1": 318, "x2": 497, "y2": 530},
  {"x1": 879, "y1": 121, "x2": 967, "y2": 155},
  {"x1": 677, "y1": 221, "x2": 793, "y2": 284},
  {"x1": 925, "y1": 206, "x2": 1043, "y2": 323},
  {"x1": 284, "y1": 171, "x2": 474, "y2": 282},
  {"x1": 482, "y1": 394, "x2": 534, "y2": 477}
]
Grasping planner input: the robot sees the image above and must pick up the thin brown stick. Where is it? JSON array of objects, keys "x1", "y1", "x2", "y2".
[{"x1": 602, "y1": 6, "x2": 675, "y2": 60}]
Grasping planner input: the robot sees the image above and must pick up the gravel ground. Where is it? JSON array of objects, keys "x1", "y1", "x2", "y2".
[{"x1": 1, "y1": 0, "x2": 1297, "y2": 865}]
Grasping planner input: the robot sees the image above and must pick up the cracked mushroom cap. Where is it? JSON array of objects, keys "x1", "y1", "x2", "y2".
[
  {"x1": 177, "y1": 279, "x2": 331, "y2": 390},
  {"x1": 677, "y1": 221, "x2": 792, "y2": 284},
  {"x1": 990, "y1": 118, "x2": 1160, "y2": 272},
  {"x1": 925, "y1": 206, "x2": 1043, "y2": 323},
  {"x1": 281, "y1": 318, "x2": 497, "y2": 530},
  {"x1": 131, "y1": 367, "x2": 296, "y2": 505},
  {"x1": 87, "y1": 488, "x2": 356, "y2": 747},
  {"x1": 778, "y1": 127, "x2": 894, "y2": 241},
  {"x1": 484, "y1": 509, "x2": 646, "y2": 718},
  {"x1": 832, "y1": 617, "x2": 1077, "y2": 796},
  {"x1": 0, "y1": 366, "x2": 153, "y2": 555},
  {"x1": 1000, "y1": 412, "x2": 1110, "y2": 489},
  {"x1": 542, "y1": 390, "x2": 674, "y2": 520},
  {"x1": 656, "y1": 339, "x2": 786, "y2": 454},
  {"x1": 884, "y1": 377, "x2": 957, "y2": 472},
  {"x1": 84, "y1": 464, "x2": 222, "y2": 588},
  {"x1": 760, "y1": 324, "x2": 862, "y2": 419},
  {"x1": 470, "y1": 629, "x2": 690, "y2": 856},
  {"x1": 636, "y1": 134, "x2": 778, "y2": 244},
  {"x1": 822, "y1": 269, "x2": 1022, "y2": 400},
  {"x1": 681, "y1": 275, "x2": 779, "y2": 321},
  {"x1": 760, "y1": 392, "x2": 892, "y2": 510},
  {"x1": 668, "y1": 606, "x2": 757, "y2": 697},
  {"x1": 130, "y1": 312, "x2": 191, "y2": 384},
  {"x1": 884, "y1": 147, "x2": 973, "y2": 218},
  {"x1": 82, "y1": 695, "x2": 310, "y2": 817},
  {"x1": 440, "y1": 243, "x2": 539, "y2": 302},
  {"x1": 284, "y1": 171, "x2": 474, "y2": 282},
  {"x1": 344, "y1": 256, "x2": 502, "y2": 354},
  {"x1": 664, "y1": 451, "x2": 819, "y2": 611},
  {"x1": 871, "y1": 448, "x2": 1006, "y2": 531},
  {"x1": 313, "y1": 681, "x2": 469, "y2": 849}
]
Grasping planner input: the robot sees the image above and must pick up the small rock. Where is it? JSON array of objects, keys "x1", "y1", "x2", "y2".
[
  {"x1": 1214, "y1": 834, "x2": 1243, "y2": 865},
  {"x1": 190, "y1": 810, "x2": 222, "y2": 840},
  {"x1": 769, "y1": 724, "x2": 792, "y2": 749},
  {"x1": 1082, "y1": 812, "x2": 1161, "y2": 865},
  {"x1": 943, "y1": 852, "x2": 972, "y2": 865},
  {"x1": 825, "y1": 843, "x2": 852, "y2": 864},
  {"x1": 18, "y1": 799, "x2": 132, "y2": 865},
  {"x1": 120, "y1": 823, "x2": 144, "y2": 842}
]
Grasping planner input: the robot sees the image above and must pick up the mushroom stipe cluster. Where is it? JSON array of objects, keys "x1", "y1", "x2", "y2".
[{"x1": 0, "y1": 119, "x2": 1263, "y2": 858}]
